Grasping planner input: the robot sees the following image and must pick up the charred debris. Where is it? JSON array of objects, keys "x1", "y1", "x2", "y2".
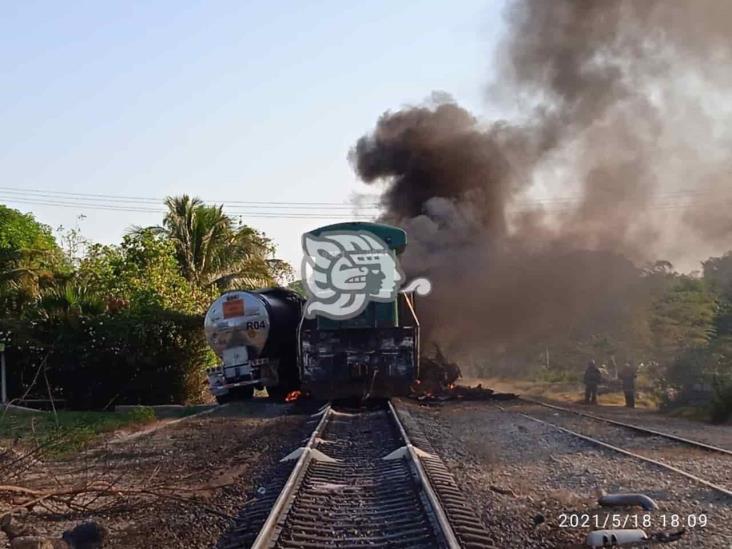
[{"x1": 410, "y1": 346, "x2": 517, "y2": 403}]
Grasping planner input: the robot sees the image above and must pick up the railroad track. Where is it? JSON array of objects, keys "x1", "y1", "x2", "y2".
[
  {"x1": 222, "y1": 399, "x2": 495, "y2": 549},
  {"x1": 521, "y1": 397, "x2": 732, "y2": 456},
  {"x1": 515, "y1": 399, "x2": 732, "y2": 499}
]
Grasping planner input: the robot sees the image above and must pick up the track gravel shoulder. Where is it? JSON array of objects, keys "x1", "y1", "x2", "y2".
[
  {"x1": 515, "y1": 401, "x2": 732, "y2": 493},
  {"x1": 398, "y1": 399, "x2": 732, "y2": 549}
]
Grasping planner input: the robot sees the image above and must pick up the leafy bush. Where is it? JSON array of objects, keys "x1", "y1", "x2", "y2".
[
  {"x1": 663, "y1": 348, "x2": 711, "y2": 391},
  {"x1": 1, "y1": 309, "x2": 215, "y2": 409},
  {"x1": 1, "y1": 230, "x2": 217, "y2": 409}
]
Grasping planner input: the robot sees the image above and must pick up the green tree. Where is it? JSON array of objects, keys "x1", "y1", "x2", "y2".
[
  {"x1": 0, "y1": 205, "x2": 58, "y2": 252},
  {"x1": 78, "y1": 230, "x2": 210, "y2": 314},
  {"x1": 703, "y1": 252, "x2": 732, "y2": 343},
  {"x1": 0, "y1": 205, "x2": 67, "y2": 313},
  {"x1": 702, "y1": 253, "x2": 732, "y2": 384},
  {"x1": 139, "y1": 195, "x2": 284, "y2": 290},
  {"x1": 651, "y1": 276, "x2": 716, "y2": 360}
]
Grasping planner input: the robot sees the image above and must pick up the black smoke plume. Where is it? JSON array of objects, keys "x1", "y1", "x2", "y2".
[{"x1": 350, "y1": 1, "x2": 732, "y2": 371}]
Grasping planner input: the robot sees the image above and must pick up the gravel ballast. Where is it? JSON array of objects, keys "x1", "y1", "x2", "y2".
[
  {"x1": 399, "y1": 399, "x2": 732, "y2": 548},
  {"x1": 515, "y1": 401, "x2": 732, "y2": 494}
]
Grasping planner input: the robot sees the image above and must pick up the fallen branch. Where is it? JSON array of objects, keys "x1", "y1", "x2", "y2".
[{"x1": 0, "y1": 482, "x2": 236, "y2": 521}]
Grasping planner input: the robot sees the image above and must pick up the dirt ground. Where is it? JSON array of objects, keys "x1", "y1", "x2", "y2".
[
  {"x1": 399, "y1": 398, "x2": 732, "y2": 548},
  {"x1": 1, "y1": 401, "x2": 311, "y2": 549},
  {"x1": 4, "y1": 390, "x2": 729, "y2": 548}
]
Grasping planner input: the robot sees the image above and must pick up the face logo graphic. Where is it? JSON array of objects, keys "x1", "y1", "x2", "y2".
[{"x1": 302, "y1": 230, "x2": 416, "y2": 320}]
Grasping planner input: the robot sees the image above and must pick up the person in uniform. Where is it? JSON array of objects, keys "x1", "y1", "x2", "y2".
[
  {"x1": 584, "y1": 360, "x2": 601, "y2": 405},
  {"x1": 619, "y1": 361, "x2": 638, "y2": 408}
]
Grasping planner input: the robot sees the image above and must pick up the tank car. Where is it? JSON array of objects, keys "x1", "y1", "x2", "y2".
[
  {"x1": 298, "y1": 222, "x2": 420, "y2": 399},
  {"x1": 204, "y1": 288, "x2": 302, "y2": 402}
]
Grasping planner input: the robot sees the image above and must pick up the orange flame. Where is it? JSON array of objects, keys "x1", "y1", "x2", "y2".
[{"x1": 285, "y1": 390, "x2": 303, "y2": 403}]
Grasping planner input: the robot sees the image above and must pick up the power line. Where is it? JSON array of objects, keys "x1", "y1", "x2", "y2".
[
  {"x1": 2, "y1": 184, "x2": 730, "y2": 211},
  {"x1": 0, "y1": 196, "x2": 377, "y2": 219},
  {"x1": 1, "y1": 184, "x2": 729, "y2": 220},
  {"x1": 0, "y1": 191, "x2": 379, "y2": 212},
  {"x1": 3, "y1": 192, "x2": 722, "y2": 222},
  {"x1": 0, "y1": 186, "x2": 382, "y2": 209},
  {"x1": 0, "y1": 197, "x2": 163, "y2": 213}
]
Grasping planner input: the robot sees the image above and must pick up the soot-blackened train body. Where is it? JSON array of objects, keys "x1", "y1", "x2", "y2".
[{"x1": 204, "y1": 222, "x2": 420, "y2": 401}]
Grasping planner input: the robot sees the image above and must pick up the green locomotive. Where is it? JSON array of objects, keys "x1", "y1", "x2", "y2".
[{"x1": 298, "y1": 222, "x2": 420, "y2": 399}]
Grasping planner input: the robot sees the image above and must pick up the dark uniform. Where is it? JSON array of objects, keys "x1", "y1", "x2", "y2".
[
  {"x1": 619, "y1": 362, "x2": 638, "y2": 408},
  {"x1": 584, "y1": 360, "x2": 601, "y2": 404}
]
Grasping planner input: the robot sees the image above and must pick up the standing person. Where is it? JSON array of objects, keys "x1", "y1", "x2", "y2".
[
  {"x1": 620, "y1": 361, "x2": 638, "y2": 408},
  {"x1": 584, "y1": 360, "x2": 601, "y2": 405}
]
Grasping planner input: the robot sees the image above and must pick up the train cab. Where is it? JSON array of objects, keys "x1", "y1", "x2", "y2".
[{"x1": 298, "y1": 222, "x2": 420, "y2": 399}]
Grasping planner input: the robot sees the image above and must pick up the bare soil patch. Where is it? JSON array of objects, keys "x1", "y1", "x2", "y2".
[{"x1": 1, "y1": 401, "x2": 310, "y2": 549}]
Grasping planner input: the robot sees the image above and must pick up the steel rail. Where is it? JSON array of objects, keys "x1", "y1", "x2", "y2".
[
  {"x1": 519, "y1": 412, "x2": 732, "y2": 499},
  {"x1": 251, "y1": 401, "x2": 462, "y2": 549},
  {"x1": 250, "y1": 404, "x2": 332, "y2": 549},
  {"x1": 521, "y1": 396, "x2": 732, "y2": 457},
  {"x1": 388, "y1": 400, "x2": 461, "y2": 549}
]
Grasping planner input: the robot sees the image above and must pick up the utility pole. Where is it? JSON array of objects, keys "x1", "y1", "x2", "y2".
[{"x1": 0, "y1": 343, "x2": 7, "y2": 405}]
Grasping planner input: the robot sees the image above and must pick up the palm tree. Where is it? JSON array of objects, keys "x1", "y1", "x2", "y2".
[
  {"x1": 0, "y1": 248, "x2": 59, "y2": 313},
  {"x1": 136, "y1": 195, "x2": 278, "y2": 290},
  {"x1": 39, "y1": 281, "x2": 105, "y2": 319}
]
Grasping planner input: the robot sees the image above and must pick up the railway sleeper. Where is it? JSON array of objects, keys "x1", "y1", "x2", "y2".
[
  {"x1": 279, "y1": 530, "x2": 437, "y2": 545},
  {"x1": 285, "y1": 515, "x2": 435, "y2": 530},
  {"x1": 289, "y1": 504, "x2": 428, "y2": 519}
]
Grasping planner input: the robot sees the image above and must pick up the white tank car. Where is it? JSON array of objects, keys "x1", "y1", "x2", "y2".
[{"x1": 204, "y1": 289, "x2": 302, "y2": 402}]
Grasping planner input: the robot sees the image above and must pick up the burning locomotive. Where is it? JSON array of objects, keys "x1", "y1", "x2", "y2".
[
  {"x1": 204, "y1": 222, "x2": 420, "y2": 401},
  {"x1": 298, "y1": 222, "x2": 420, "y2": 399}
]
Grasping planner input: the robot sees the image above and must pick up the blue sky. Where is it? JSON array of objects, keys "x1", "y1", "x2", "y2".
[{"x1": 1, "y1": 0, "x2": 508, "y2": 265}]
